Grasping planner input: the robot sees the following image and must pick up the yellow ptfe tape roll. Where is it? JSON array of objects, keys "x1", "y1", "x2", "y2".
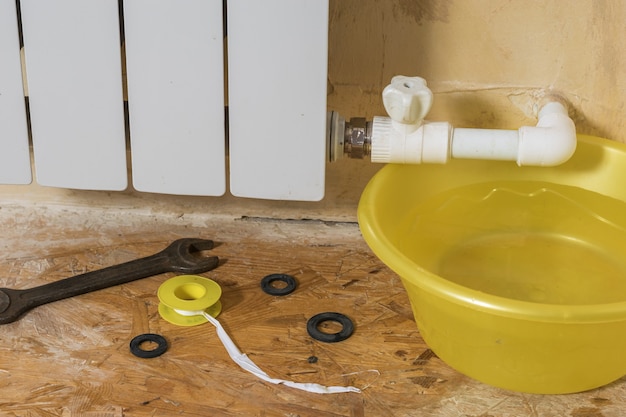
[{"x1": 157, "y1": 275, "x2": 223, "y2": 327}]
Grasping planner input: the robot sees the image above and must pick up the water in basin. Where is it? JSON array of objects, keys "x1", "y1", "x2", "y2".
[{"x1": 399, "y1": 181, "x2": 626, "y2": 305}]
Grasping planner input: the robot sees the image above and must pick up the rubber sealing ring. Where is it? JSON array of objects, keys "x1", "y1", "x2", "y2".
[
  {"x1": 130, "y1": 333, "x2": 168, "y2": 359},
  {"x1": 307, "y1": 312, "x2": 354, "y2": 343},
  {"x1": 261, "y1": 273, "x2": 297, "y2": 296}
]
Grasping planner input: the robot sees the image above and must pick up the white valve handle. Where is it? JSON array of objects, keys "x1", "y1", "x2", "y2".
[{"x1": 382, "y1": 76, "x2": 433, "y2": 125}]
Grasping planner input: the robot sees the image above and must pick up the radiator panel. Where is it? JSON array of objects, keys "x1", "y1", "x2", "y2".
[
  {"x1": 20, "y1": 0, "x2": 127, "y2": 190},
  {"x1": 124, "y1": 0, "x2": 225, "y2": 196},
  {"x1": 0, "y1": 0, "x2": 31, "y2": 184},
  {"x1": 10, "y1": 1, "x2": 331, "y2": 198},
  {"x1": 227, "y1": 0, "x2": 329, "y2": 201}
]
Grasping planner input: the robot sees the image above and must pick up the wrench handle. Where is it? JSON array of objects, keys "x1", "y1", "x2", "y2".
[
  {"x1": 22, "y1": 253, "x2": 167, "y2": 305},
  {"x1": 0, "y1": 253, "x2": 168, "y2": 324}
]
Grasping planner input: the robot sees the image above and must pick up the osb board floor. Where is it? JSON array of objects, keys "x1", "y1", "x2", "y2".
[{"x1": 0, "y1": 206, "x2": 625, "y2": 417}]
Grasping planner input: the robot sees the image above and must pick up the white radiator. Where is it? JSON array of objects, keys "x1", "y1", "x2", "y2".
[{"x1": 0, "y1": 0, "x2": 329, "y2": 201}]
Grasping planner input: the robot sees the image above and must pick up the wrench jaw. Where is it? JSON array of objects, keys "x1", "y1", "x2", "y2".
[
  {"x1": 168, "y1": 258, "x2": 220, "y2": 274},
  {"x1": 185, "y1": 238, "x2": 215, "y2": 252},
  {"x1": 167, "y1": 255, "x2": 220, "y2": 274},
  {"x1": 0, "y1": 289, "x2": 29, "y2": 325},
  {"x1": 166, "y1": 238, "x2": 220, "y2": 275},
  {"x1": 0, "y1": 290, "x2": 10, "y2": 314}
]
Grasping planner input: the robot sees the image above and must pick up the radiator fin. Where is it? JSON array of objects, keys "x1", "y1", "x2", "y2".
[
  {"x1": 227, "y1": 0, "x2": 329, "y2": 201},
  {"x1": 0, "y1": 0, "x2": 31, "y2": 184},
  {"x1": 20, "y1": 0, "x2": 127, "y2": 190},
  {"x1": 124, "y1": 0, "x2": 225, "y2": 196}
]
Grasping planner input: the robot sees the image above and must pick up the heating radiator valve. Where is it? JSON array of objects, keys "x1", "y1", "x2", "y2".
[
  {"x1": 327, "y1": 111, "x2": 372, "y2": 162},
  {"x1": 328, "y1": 75, "x2": 577, "y2": 167}
]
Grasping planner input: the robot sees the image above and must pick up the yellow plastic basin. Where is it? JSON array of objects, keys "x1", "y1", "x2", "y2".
[{"x1": 358, "y1": 134, "x2": 626, "y2": 394}]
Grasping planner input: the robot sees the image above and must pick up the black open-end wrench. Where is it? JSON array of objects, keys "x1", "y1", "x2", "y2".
[{"x1": 0, "y1": 238, "x2": 219, "y2": 325}]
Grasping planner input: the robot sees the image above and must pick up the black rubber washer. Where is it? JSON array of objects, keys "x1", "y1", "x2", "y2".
[
  {"x1": 261, "y1": 273, "x2": 297, "y2": 296},
  {"x1": 307, "y1": 312, "x2": 354, "y2": 343},
  {"x1": 130, "y1": 333, "x2": 168, "y2": 359}
]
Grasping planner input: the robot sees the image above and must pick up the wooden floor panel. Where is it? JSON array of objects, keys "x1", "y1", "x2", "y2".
[{"x1": 0, "y1": 207, "x2": 624, "y2": 416}]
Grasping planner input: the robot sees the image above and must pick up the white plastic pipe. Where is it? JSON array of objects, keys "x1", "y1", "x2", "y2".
[
  {"x1": 371, "y1": 76, "x2": 577, "y2": 167},
  {"x1": 451, "y1": 128, "x2": 519, "y2": 161},
  {"x1": 371, "y1": 101, "x2": 577, "y2": 167}
]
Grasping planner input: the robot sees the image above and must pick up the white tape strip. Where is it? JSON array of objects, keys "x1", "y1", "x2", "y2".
[{"x1": 175, "y1": 309, "x2": 361, "y2": 394}]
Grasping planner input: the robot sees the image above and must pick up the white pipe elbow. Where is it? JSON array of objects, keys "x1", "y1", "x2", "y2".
[{"x1": 517, "y1": 102, "x2": 577, "y2": 166}]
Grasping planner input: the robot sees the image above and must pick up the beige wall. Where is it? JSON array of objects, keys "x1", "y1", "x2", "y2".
[{"x1": 327, "y1": 0, "x2": 626, "y2": 142}]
